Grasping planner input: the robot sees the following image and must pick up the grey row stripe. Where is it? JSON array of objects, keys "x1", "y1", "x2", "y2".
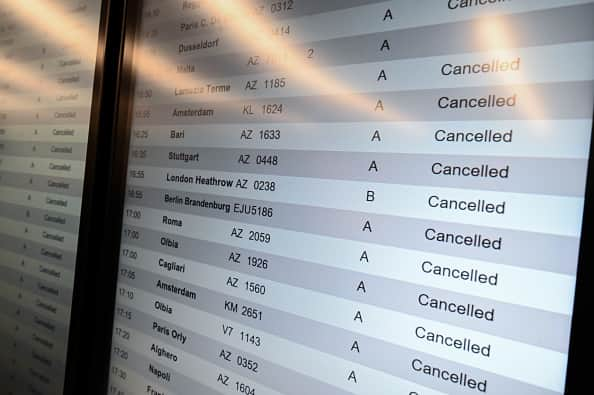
[
  {"x1": 140, "y1": 0, "x2": 388, "y2": 31},
  {"x1": 120, "y1": 227, "x2": 570, "y2": 352},
  {"x1": 0, "y1": 170, "x2": 85, "y2": 198},
  {"x1": 0, "y1": 357, "x2": 62, "y2": 395},
  {"x1": 0, "y1": 264, "x2": 73, "y2": 306},
  {"x1": 129, "y1": 145, "x2": 589, "y2": 197},
  {"x1": 138, "y1": 0, "x2": 399, "y2": 46},
  {"x1": 134, "y1": 3, "x2": 594, "y2": 80},
  {"x1": 132, "y1": 80, "x2": 594, "y2": 125},
  {"x1": 1, "y1": 42, "x2": 85, "y2": 64},
  {"x1": 0, "y1": 141, "x2": 88, "y2": 161},
  {"x1": 0, "y1": 202, "x2": 80, "y2": 233},
  {"x1": 124, "y1": 185, "x2": 580, "y2": 275},
  {"x1": 0, "y1": 320, "x2": 67, "y2": 385},
  {"x1": 0, "y1": 296, "x2": 69, "y2": 340},
  {"x1": 0, "y1": 283, "x2": 71, "y2": 341},
  {"x1": 0, "y1": 106, "x2": 91, "y2": 125},
  {"x1": 118, "y1": 269, "x2": 562, "y2": 395},
  {"x1": 110, "y1": 342, "x2": 226, "y2": 395},
  {"x1": 0, "y1": 69, "x2": 95, "y2": 97},
  {"x1": 0, "y1": 234, "x2": 76, "y2": 270},
  {"x1": 117, "y1": 304, "x2": 357, "y2": 395}
]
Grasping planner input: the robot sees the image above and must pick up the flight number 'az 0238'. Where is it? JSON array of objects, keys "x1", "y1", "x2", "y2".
[{"x1": 253, "y1": 180, "x2": 276, "y2": 191}]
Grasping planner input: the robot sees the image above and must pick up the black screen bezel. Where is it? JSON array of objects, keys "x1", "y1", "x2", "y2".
[
  {"x1": 61, "y1": 0, "x2": 127, "y2": 393},
  {"x1": 92, "y1": 2, "x2": 593, "y2": 393},
  {"x1": 70, "y1": 1, "x2": 142, "y2": 393}
]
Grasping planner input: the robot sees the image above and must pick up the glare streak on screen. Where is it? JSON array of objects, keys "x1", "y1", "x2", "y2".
[
  {"x1": 0, "y1": 1, "x2": 102, "y2": 394},
  {"x1": 108, "y1": 1, "x2": 594, "y2": 395}
]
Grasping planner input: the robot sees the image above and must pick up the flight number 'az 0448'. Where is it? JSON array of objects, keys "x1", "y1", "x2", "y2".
[{"x1": 237, "y1": 154, "x2": 279, "y2": 166}]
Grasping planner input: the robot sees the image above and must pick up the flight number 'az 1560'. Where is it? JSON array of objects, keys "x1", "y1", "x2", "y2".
[{"x1": 226, "y1": 276, "x2": 267, "y2": 295}]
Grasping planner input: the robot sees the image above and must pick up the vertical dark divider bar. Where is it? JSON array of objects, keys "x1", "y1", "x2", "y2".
[
  {"x1": 564, "y1": 107, "x2": 594, "y2": 394},
  {"x1": 62, "y1": 0, "x2": 128, "y2": 394},
  {"x1": 81, "y1": 1, "x2": 142, "y2": 394}
]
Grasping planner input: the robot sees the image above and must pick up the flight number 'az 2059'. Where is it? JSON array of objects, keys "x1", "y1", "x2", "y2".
[{"x1": 231, "y1": 227, "x2": 271, "y2": 243}]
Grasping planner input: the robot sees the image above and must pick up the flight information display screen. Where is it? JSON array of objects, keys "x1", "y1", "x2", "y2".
[
  {"x1": 108, "y1": 1, "x2": 594, "y2": 394},
  {"x1": 0, "y1": 1, "x2": 102, "y2": 394}
]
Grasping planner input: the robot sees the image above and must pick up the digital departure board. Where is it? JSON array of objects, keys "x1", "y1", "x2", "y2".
[
  {"x1": 108, "y1": 1, "x2": 594, "y2": 394},
  {"x1": 0, "y1": 1, "x2": 103, "y2": 394}
]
